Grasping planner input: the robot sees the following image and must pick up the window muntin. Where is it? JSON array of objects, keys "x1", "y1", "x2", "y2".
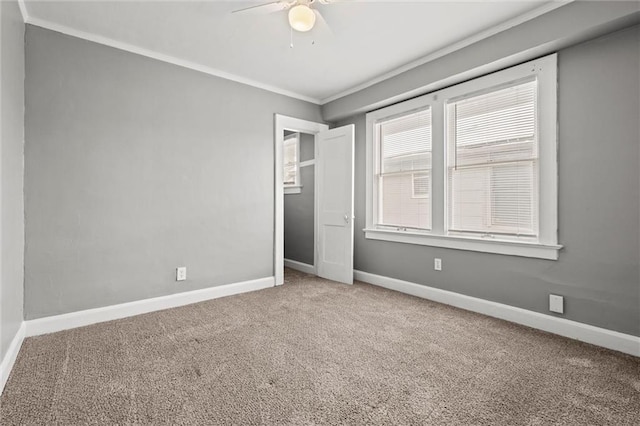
[
  {"x1": 446, "y1": 80, "x2": 538, "y2": 240},
  {"x1": 376, "y1": 108, "x2": 432, "y2": 231}
]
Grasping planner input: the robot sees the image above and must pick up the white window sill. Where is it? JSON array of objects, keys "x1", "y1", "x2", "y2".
[
  {"x1": 364, "y1": 228, "x2": 562, "y2": 260},
  {"x1": 284, "y1": 186, "x2": 302, "y2": 195}
]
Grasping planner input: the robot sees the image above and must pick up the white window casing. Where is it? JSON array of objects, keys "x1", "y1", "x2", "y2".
[{"x1": 365, "y1": 54, "x2": 561, "y2": 260}]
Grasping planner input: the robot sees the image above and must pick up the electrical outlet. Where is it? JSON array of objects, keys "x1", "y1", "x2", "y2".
[
  {"x1": 549, "y1": 294, "x2": 564, "y2": 314},
  {"x1": 176, "y1": 267, "x2": 187, "y2": 281},
  {"x1": 434, "y1": 258, "x2": 442, "y2": 271}
]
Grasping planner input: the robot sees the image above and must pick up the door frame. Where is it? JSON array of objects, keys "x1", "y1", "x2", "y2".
[{"x1": 274, "y1": 114, "x2": 329, "y2": 286}]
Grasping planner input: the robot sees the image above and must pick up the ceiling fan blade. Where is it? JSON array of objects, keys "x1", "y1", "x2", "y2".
[
  {"x1": 313, "y1": 9, "x2": 333, "y2": 36},
  {"x1": 232, "y1": 1, "x2": 288, "y2": 16}
]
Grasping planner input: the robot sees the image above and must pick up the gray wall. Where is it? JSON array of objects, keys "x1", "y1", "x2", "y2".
[
  {"x1": 0, "y1": 0, "x2": 25, "y2": 360},
  {"x1": 284, "y1": 133, "x2": 315, "y2": 265},
  {"x1": 338, "y1": 26, "x2": 640, "y2": 336},
  {"x1": 24, "y1": 26, "x2": 323, "y2": 319}
]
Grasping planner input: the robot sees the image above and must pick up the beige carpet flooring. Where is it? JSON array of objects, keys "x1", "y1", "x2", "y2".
[{"x1": 1, "y1": 268, "x2": 639, "y2": 425}]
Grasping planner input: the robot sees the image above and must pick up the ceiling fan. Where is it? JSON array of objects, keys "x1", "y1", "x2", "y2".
[{"x1": 232, "y1": 0, "x2": 341, "y2": 33}]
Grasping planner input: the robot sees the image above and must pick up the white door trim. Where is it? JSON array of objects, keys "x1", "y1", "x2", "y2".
[{"x1": 274, "y1": 115, "x2": 329, "y2": 285}]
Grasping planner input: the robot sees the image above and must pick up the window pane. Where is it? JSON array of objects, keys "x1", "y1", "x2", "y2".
[
  {"x1": 283, "y1": 135, "x2": 299, "y2": 187},
  {"x1": 412, "y1": 173, "x2": 430, "y2": 198},
  {"x1": 380, "y1": 173, "x2": 431, "y2": 230},
  {"x1": 447, "y1": 80, "x2": 538, "y2": 237},
  {"x1": 378, "y1": 108, "x2": 432, "y2": 230},
  {"x1": 283, "y1": 140, "x2": 297, "y2": 166},
  {"x1": 381, "y1": 109, "x2": 432, "y2": 173},
  {"x1": 283, "y1": 165, "x2": 297, "y2": 186},
  {"x1": 453, "y1": 81, "x2": 536, "y2": 147},
  {"x1": 491, "y1": 162, "x2": 536, "y2": 233}
]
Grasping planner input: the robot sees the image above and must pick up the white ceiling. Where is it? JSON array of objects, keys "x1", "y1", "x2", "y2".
[{"x1": 23, "y1": 1, "x2": 563, "y2": 103}]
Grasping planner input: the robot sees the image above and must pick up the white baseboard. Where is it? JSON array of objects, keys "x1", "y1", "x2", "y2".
[
  {"x1": 1, "y1": 322, "x2": 26, "y2": 394},
  {"x1": 25, "y1": 276, "x2": 274, "y2": 337},
  {"x1": 284, "y1": 259, "x2": 315, "y2": 275},
  {"x1": 354, "y1": 270, "x2": 640, "y2": 357}
]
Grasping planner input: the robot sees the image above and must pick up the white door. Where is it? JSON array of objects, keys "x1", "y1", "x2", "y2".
[{"x1": 316, "y1": 125, "x2": 355, "y2": 284}]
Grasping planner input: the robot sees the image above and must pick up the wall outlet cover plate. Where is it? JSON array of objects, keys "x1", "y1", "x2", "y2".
[
  {"x1": 549, "y1": 294, "x2": 564, "y2": 314},
  {"x1": 176, "y1": 267, "x2": 187, "y2": 281}
]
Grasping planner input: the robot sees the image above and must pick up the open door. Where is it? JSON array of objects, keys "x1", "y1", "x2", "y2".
[{"x1": 316, "y1": 125, "x2": 355, "y2": 284}]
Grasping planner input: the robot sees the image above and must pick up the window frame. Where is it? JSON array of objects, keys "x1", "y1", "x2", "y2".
[
  {"x1": 283, "y1": 133, "x2": 302, "y2": 195},
  {"x1": 365, "y1": 54, "x2": 561, "y2": 260}
]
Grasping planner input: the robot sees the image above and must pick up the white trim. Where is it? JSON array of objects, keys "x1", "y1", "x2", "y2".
[
  {"x1": 24, "y1": 277, "x2": 274, "y2": 337},
  {"x1": 364, "y1": 229, "x2": 561, "y2": 260},
  {"x1": 354, "y1": 270, "x2": 640, "y2": 357},
  {"x1": 0, "y1": 322, "x2": 26, "y2": 394},
  {"x1": 365, "y1": 55, "x2": 558, "y2": 259},
  {"x1": 24, "y1": 17, "x2": 321, "y2": 105},
  {"x1": 18, "y1": 0, "x2": 29, "y2": 23},
  {"x1": 274, "y1": 115, "x2": 328, "y2": 286},
  {"x1": 284, "y1": 258, "x2": 315, "y2": 275},
  {"x1": 319, "y1": 1, "x2": 572, "y2": 104},
  {"x1": 299, "y1": 159, "x2": 315, "y2": 168},
  {"x1": 284, "y1": 186, "x2": 302, "y2": 195},
  {"x1": 19, "y1": 1, "x2": 570, "y2": 106}
]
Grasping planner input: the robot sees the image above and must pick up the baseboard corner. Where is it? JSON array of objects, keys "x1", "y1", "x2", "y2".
[
  {"x1": 284, "y1": 258, "x2": 315, "y2": 275},
  {"x1": 0, "y1": 321, "x2": 26, "y2": 394}
]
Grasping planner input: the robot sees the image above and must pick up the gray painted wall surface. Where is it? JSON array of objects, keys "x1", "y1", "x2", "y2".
[
  {"x1": 24, "y1": 26, "x2": 322, "y2": 319},
  {"x1": 338, "y1": 26, "x2": 640, "y2": 336},
  {"x1": 0, "y1": 0, "x2": 25, "y2": 360},
  {"x1": 299, "y1": 132, "x2": 314, "y2": 163},
  {"x1": 284, "y1": 133, "x2": 315, "y2": 265}
]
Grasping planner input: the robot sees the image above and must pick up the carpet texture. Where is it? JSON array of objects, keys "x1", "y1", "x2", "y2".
[{"x1": 1, "y1": 269, "x2": 639, "y2": 425}]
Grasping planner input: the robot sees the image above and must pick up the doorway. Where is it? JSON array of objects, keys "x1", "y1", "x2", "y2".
[
  {"x1": 274, "y1": 115, "x2": 355, "y2": 286},
  {"x1": 283, "y1": 130, "x2": 317, "y2": 276}
]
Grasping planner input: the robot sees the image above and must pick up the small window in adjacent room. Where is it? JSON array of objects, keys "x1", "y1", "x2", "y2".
[
  {"x1": 365, "y1": 54, "x2": 560, "y2": 259},
  {"x1": 283, "y1": 133, "x2": 301, "y2": 194}
]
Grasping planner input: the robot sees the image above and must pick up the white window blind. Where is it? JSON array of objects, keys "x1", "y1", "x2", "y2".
[
  {"x1": 377, "y1": 108, "x2": 432, "y2": 230},
  {"x1": 446, "y1": 80, "x2": 538, "y2": 238},
  {"x1": 283, "y1": 134, "x2": 299, "y2": 186}
]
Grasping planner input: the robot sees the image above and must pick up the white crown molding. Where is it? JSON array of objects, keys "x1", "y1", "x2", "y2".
[
  {"x1": 17, "y1": 0, "x2": 28, "y2": 22},
  {"x1": 19, "y1": 1, "x2": 572, "y2": 106},
  {"x1": 354, "y1": 270, "x2": 640, "y2": 357},
  {"x1": 0, "y1": 322, "x2": 26, "y2": 394},
  {"x1": 23, "y1": 16, "x2": 322, "y2": 105},
  {"x1": 320, "y1": 0, "x2": 573, "y2": 104},
  {"x1": 24, "y1": 276, "x2": 274, "y2": 337}
]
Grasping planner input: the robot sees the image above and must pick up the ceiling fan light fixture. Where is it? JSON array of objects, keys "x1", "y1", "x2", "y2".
[{"x1": 288, "y1": 4, "x2": 316, "y2": 32}]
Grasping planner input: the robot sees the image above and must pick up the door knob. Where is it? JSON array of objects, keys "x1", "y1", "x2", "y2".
[{"x1": 344, "y1": 214, "x2": 349, "y2": 224}]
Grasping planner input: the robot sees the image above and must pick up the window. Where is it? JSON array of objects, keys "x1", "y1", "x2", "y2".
[
  {"x1": 447, "y1": 80, "x2": 537, "y2": 239},
  {"x1": 283, "y1": 133, "x2": 301, "y2": 194},
  {"x1": 365, "y1": 54, "x2": 560, "y2": 259},
  {"x1": 377, "y1": 109, "x2": 432, "y2": 230}
]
